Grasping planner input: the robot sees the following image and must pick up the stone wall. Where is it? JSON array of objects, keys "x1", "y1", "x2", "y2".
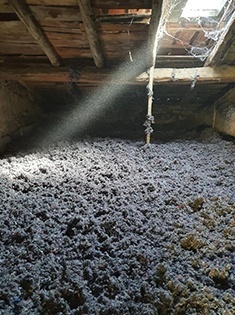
[
  {"x1": 197, "y1": 88, "x2": 235, "y2": 138},
  {"x1": 213, "y1": 88, "x2": 235, "y2": 137},
  {"x1": 77, "y1": 86, "x2": 202, "y2": 140},
  {"x1": 38, "y1": 85, "x2": 212, "y2": 141},
  {"x1": 0, "y1": 81, "x2": 42, "y2": 153}
]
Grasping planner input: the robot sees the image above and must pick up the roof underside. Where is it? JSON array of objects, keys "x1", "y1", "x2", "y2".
[{"x1": 0, "y1": 0, "x2": 234, "y2": 99}]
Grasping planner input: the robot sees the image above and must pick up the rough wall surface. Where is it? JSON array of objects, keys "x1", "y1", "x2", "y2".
[
  {"x1": 37, "y1": 86, "x2": 202, "y2": 144},
  {"x1": 197, "y1": 88, "x2": 235, "y2": 138},
  {"x1": 213, "y1": 88, "x2": 235, "y2": 137},
  {"x1": 0, "y1": 81, "x2": 41, "y2": 152}
]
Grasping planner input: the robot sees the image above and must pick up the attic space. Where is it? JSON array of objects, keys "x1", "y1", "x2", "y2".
[{"x1": 0, "y1": 1, "x2": 235, "y2": 314}]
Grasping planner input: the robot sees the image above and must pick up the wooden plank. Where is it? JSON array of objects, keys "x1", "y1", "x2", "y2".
[
  {"x1": 0, "y1": 20, "x2": 28, "y2": 33},
  {"x1": 46, "y1": 31, "x2": 89, "y2": 47},
  {"x1": 137, "y1": 66, "x2": 235, "y2": 84},
  {"x1": 92, "y1": 0, "x2": 152, "y2": 9},
  {"x1": 0, "y1": 35, "x2": 42, "y2": 43},
  {"x1": 25, "y1": 0, "x2": 152, "y2": 9},
  {"x1": 0, "y1": 43, "x2": 45, "y2": 55},
  {"x1": 43, "y1": 23, "x2": 148, "y2": 35},
  {"x1": 78, "y1": 0, "x2": 105, "y2": 68},
  {"x1": 0, "y1": 65, "x2": 234, "y2": 84},
  {"x1": 99, "y1": 22, "x2": 149, "y2": 33},
  {"x1": 155, "y1": 55, "x2": 203, "y2": 67},
  {"x1": 0, "y1": 1, "x2": 14, "y2": 13},
  {"x1": 55, "y1": 47, "x2": 93, "y2": 59},
  {"x1": 97, "y1": 13, "x2": 150, "y2": 23},
  {"x1": 43, "y1": 26, "x2": 83, "y2": 34},
  {"x1": 8, "y1": 0, "x2": 61, "y2": 66},
  {"x1": 100, "y1": 31, "x2": 146, "y2": 42},
  {"x1": 163, "y1": 29, "x2": 210, "y2": 48},
  {"x1": 30, "y1": 5, "x2": 82, "y2": 22},
  {"x1": 25, "y1": 0, "x2": 77, "y2": 5}
]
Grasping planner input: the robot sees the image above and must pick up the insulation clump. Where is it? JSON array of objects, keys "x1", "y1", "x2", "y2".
[{"x1": 0, "y1": 133, "x2": 234, "y2": 314}]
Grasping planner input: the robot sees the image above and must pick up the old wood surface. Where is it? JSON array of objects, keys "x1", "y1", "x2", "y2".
[
  {"x1": 205, "y1": 16, "x2": 235, "y2": 67},
  {"x1": 7, "y1": 0, "x2": 61, "y2": 66},
  {"x1": 30, "y1": 5, "x2": 82, "y2": 22},
  {"x1": 78, "y1": 0, "x2": 105, "y2": 68},
  {"x1": 0, "y1": 65, "x2": 234, "y2": 84},
  {"x1": 25, "y1": 0, "x2": 152, "y2": 9},
  {"x1": 0, "y1": 0, "x2": 234, "y2": 84}
]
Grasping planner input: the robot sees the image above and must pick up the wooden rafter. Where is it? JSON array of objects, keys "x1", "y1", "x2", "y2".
[
  {"x1": 7, "y1": 0, "x2": 61, "y2": 66},
  {"x1": 78, "y1": 0, "x2": 105, "y2": 68},
  {"x1": 0, "y1": 65, "x2": 234, "y2": 84},
  {"x1": 205, "y1": 11, "x2": 235, "y2": 67}
]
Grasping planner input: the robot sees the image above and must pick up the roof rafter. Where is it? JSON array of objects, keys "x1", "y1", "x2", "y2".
[
  {"x1": 205, "y1": 11, "x2": 235, "y2": 67},
  {"x1": 78, "y1": 0, "x2": 105, "y2": 68},
  {"x1": 7, "y1": 0, "x2": 61, "y2": 66}
]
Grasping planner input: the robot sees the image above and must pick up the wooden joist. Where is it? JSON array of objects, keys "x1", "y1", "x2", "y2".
[
  {"x1": 78, "y1": 0, "x2": 105, "y2": 68},
  {"x1": 7, "y1": 0, "x2": 61, "y2": 66},
  {"x1": 0, "y1": 65, "x2": 234, "y2": 84}
]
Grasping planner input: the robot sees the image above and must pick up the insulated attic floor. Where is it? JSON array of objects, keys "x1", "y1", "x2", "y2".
[{"x1": 0, "y1": 130, "x2": 234, "y2": 314}]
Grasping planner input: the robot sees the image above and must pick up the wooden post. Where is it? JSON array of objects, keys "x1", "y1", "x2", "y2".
[
  {"x1": 145, "y1": 66, "x2": 154, "y2": 144},
  {"x1": 147, "y1": 0, "x2": 164, "y2": 67},
  {"x1": 145, "y1": 0, "x2": 164, "y2": 144},
  {"x1": 8, "y1": 0, "x2": 61, "y2": 67},
  {"x1": 78, "y1": 0, "x2": 105, "y2": 68}
]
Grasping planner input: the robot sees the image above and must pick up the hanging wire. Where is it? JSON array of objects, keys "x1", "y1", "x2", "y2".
[{"x1": 127, "y1": 16, "x2": 135, "y2": 61}]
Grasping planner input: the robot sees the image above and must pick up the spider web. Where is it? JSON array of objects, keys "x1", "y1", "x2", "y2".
[{"x1": 157, "y1": 0, "x2": 235, "y2": 62}]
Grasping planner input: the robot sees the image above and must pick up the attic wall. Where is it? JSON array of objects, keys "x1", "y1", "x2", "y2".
[
  {"x1": 197, "y1": 88, "x2": 235, "y2": 138},
  {"x1": 1, "y1": 82, "x2": 233, "y2": 151},
  {"x1": 35, "y1": 84, "x2": 235, "y2": 142},
  {"x1": 213, "y1": 88, "x2": 235, "y2": 137},
  {"x1": 39, "y1": 86, "x2": 205, "y2": 141},
  {"x1": 90, "y1": 85, "x2": 234, "y2": 140},
  {"x1": 0, "y1": 81, "x2": 42, "y2": 153}
]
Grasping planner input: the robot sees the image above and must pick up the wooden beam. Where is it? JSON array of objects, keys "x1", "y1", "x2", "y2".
[
  {"x1": 0, "y1": 65, "x2": 234, "y2": 84},
  {"x1": 205, "y1": 11, "x2": 235, "y2": 67},
  {"x1": 24, "y1": 0, "x2": 152, "y2": 9},
  {"x1": 155, "y1": 55, "x2": 204, "y2": 67},
  {"x1": 147, "y1": 0, "x2": 164, "y2": 67},
  {"x1": 7, "y1": 0, "x2": 61, "y2": 66},
  {"x1": 138, "y1": 66, "x2": 235, "y2": 84},
  {"x1": 91, "y1": 0, "x2": 152, "y2": 9},
  {"x1": 96, "y1": 13, "x2": 151, "y2": 23},
  {"x1": 78, "y1": 0, "x2": 105, "y2": 68}
]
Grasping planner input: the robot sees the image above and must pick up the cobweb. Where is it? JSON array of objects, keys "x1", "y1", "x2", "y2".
[{"x1": 157, "y1": 0, "x2": 235, "y2": 62}]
